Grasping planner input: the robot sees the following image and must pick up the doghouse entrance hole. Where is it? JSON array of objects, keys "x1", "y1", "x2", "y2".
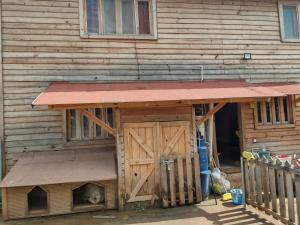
[
  {"x1": 27, "y1": 186, "x2": 48, "y2": 212},
  {"x1": 72, "y1": 183, "x2": 105, "y2": 209}
]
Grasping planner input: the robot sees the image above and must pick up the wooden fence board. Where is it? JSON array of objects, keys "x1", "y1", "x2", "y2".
[
  {"x1": 268, "y1": 165, "x2": 278, "y2": 213},
  {"x1": 193, "y1": 152, "x2": 202, "y2": 203},
  {"x1": 186, "y1": 154, "x2": 194, "y2": 204},
  {"x1": 285, "y1": 169, "x2": 295, "y2": 223},
  {"x1": 249, "y1": 160, "x2": 256, "y2": 203},
  {"x1": 160, "y1": 158, "x2": 169, "y2": 208},
  {"x1": 276, "y1": 164, "x2": 286, "y2": 218},
  {"x1": 295, "y1": 171, "x2": 300, "y2": 225},
  {"x1": 255, "y1": 159, "x2": 263, "y2": 207},
  {"x1": 177, "y1": 155, "x2": 185, "y2": 205},
  {"x1": 261, "y1": 161, "x2": 270, "y2": 210},
  {"x1": 244, "y1": 161, "x2": 250, "y2": 199},
  {"x1": 169, "y1": 161, "x2": 176, "y2": 207}
]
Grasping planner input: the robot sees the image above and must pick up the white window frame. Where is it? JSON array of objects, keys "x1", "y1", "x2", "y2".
[
  {"x1": 278, "y1": 0, "x2": 300, "y2": 42},
  {"x1": 79, "y1": 0, "x2": 157, "y2": 40}
]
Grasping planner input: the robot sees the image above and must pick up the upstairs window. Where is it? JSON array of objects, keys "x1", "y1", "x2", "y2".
[
  {"x1": 80, "y1": 0, "x2": 157, "y2": 39},
  {"x1": 66, "y1": 108, "x2": 113, "y2": 141},
  {"x1": 279, "y1": 1, "x2": 300, "y2": 42},
  {"x1": 255, "y1": 96, "x2": 295, "y2": 128}
]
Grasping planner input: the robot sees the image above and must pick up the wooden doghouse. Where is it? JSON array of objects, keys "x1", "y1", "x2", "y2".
[{"x1": 0, "y1": 150, "x2": 117, "y2": 220}]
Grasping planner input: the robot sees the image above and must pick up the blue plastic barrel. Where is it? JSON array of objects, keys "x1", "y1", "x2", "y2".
[
  {"x1": 200, "y1": 170, "x2": 211, "y2": 200},
  {"x1": 198, "y1": 138, "x2": 208, "y2": 172},
  {"x1": 197, "y1": 138, "x2": 210, "y2": 200}
]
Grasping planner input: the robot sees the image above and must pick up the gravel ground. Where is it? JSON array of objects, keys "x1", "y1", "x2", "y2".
[{"x1": 0, "y1": 199, "x2": 283, "y2": 225}]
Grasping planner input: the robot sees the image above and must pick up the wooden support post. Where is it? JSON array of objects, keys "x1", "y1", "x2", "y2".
[
  {"x1": 208, "y1": 103, "x2": 214, "y2": 165},
  {"x1": 115, "y1": 108, "x2": 124, "y2": 211},
  {"x1": 0, "y1": 4, "x2": 4, "y2": 181},
  {"x1": 79, "y1": 108, "x2": 117, "y2": 137}
]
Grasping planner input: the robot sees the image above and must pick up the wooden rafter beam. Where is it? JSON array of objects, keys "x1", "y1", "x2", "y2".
[
  {"x1": 78, "y1": 108, "x2": 117, "y2": 137},
  {"x1": 196, "y1": 103, "x2": 226, "y2": 126},
  {"x1": 295, "y1": 96, "x2": 300, "y2": 103}
]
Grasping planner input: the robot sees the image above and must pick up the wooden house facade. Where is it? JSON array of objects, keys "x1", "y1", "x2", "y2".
[{"x1": 1, "y1": 0, "x2": 300, "y2": 220}]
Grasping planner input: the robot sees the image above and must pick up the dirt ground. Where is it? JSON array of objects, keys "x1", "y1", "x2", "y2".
[{"x1": 0, "y1": 199, "x2": 283, "y2": 225}]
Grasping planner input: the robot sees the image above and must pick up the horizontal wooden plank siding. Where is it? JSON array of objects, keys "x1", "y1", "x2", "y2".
[
  {"x1": 2, "y1": 0, "x2": 300, "y2": 170},
  {"x1": 242, "y1": 100, "x2": 300, "y2": 157}
]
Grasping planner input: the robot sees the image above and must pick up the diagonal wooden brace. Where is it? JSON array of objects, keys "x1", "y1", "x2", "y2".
[
  {"x1": 79, "y1": 108, "x2": 117, "y2": 137},
  {"x1": 196, "y1": 103, "x2": 226, "y2": 126}
]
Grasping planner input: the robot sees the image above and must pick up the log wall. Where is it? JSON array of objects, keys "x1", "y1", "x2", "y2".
[{"x1": 2, "y1": 0, "x2": 300, "y2": 169}]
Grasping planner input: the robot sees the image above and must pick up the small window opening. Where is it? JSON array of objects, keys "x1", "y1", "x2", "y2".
[
  {"x1": 27, "y1": 186, "x2": 48, "y2": 213},
  {"x1": 283, "y1": 97, "x2": 289, "y2": 122},
  {"x1": 265, "y1": 101, "x2": 272, "y2": 123},
  {"x1": 72, "y1": 183, "x2": 105, "y2": 209},
  {"x1": 256, "y1": 101, "x2": 262, "y2": 124},
  {"x1": 274, "y1": 97, "x2": 280, "y2": 123}
]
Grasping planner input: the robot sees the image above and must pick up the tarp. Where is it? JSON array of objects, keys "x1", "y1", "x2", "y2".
[
  {"x1": 0, "y1": 150, "x2": 117, "y2": 188},
  {"x1": 32, "y1": 80, "x2": 300, "y2": 107}
]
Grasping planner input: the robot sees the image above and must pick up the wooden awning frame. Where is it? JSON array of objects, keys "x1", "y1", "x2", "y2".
[{"x1": 47, "y1": 97, "x2": 260, "y2": 110}]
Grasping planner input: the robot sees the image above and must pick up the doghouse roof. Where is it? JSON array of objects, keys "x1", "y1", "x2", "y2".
[
  {"x1": 0, "y1": 150, "x2": 117, "y2": 188},
  {"x1": 31, "y1": 80, "x2": 300, "y2": 108}
]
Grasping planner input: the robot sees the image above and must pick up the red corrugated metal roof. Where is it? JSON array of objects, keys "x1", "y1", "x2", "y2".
[
  {"x1": 0, "y1": 150, "x2": 117, "y2": 188},
  {"x1": 32, "y1": 80, "x2": 300, "y2": 106}
]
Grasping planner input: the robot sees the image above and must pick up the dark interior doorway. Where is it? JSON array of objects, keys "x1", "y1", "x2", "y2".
[{"x1": 215, "y1": 103, "x2": 241, "y2": 167}]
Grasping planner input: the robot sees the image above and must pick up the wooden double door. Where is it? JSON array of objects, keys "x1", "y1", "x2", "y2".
[{"x1": 123, "y1": 121, "x2": 192, "y2": 203}]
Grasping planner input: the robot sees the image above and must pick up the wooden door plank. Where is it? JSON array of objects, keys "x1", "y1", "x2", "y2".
[
  {"x1": 128, "y1": 128, "x2": 154, "y2": 158},
  {"x1": 129, "y1": 165, "x2": 155, "y2": 201},
  {"x1": 177, "y1": 155, "x2": 185, "y2": 205},
  {"x1": 162, "y1": 126, "x2": 185, "y2": 156}
]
